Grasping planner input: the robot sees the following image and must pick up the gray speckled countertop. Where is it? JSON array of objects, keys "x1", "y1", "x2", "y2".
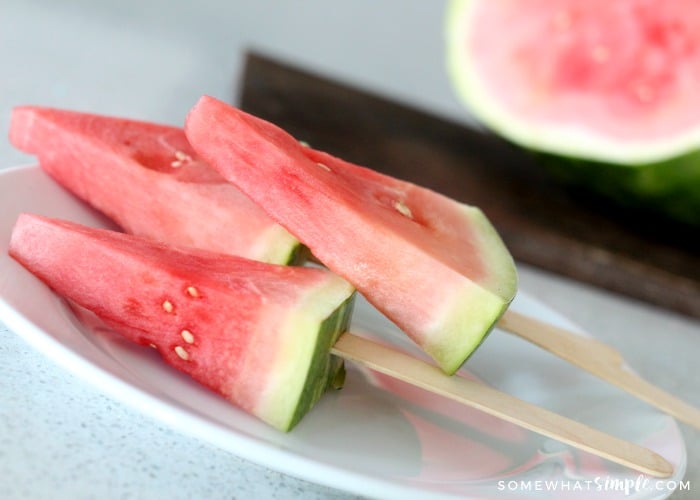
[
  {"x1": 1, "y1": 1, "x2": 698, "y2": 499},
  {"x1": 9, "y1": 320, "x2": 323, "y2": 499},
  {"x1": 0, "y1": 322, "x2": 350, "y2": 500}
]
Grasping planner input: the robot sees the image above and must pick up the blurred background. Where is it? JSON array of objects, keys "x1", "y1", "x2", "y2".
[
  {"x1": 2, "y1": 2, "x2": 699, "y2": 499},
  {"x1": 1, "y1": 0, "x2": 469, "y2": 167}
]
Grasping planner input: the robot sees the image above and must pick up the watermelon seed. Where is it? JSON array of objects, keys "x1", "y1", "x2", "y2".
[
  {"x1": 149, "y1": 343, "x2": 157, "y2": 349},
  {"x1": 393, "y1": 200, "x2": 413, "y2": 219},
  {"x1": 186, "y1": 286, "x2": 200, "y2": 298},
  {"x1": 299, "y1": 140, "x2": 310, "y2": 147},
  {"x1": 171, "y1": 150, "x2": 192, "y2": 168},
  {"x1": 316, "y1": 162, "x2": 331, "y2": 172},
  {"x1": 174, "y1": 345, "x2": 190, "y2": 361},
  {"x1": 181, "y1": 329, "x2": 195, "y2": 344},
  {"x1": 162, "y1": 300, "x2": 175, "y2": 313}
]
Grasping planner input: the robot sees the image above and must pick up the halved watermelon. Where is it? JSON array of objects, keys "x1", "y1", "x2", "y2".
[
  {"x1": 9, "y1": 106, "x2": 304, "y2": 264},
  {"x1": 9, "y1": 213, "x2": 355, "y2": 431},
  {"x1": 445, "y1": 0, "x2": 700, "y2": 225},
  {"x1": 185, "y1": 96, "x2": 518, "y2": 375}
]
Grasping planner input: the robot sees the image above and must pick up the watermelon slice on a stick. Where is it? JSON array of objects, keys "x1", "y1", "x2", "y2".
[
  {"x1": 182, "y1": 98, "x2": 700, "y2": 434},
  {"x1": 9, "y1": 106, "x2": 304, "y2": 265},
  {"x1": 7, "y1": 214, "x2": 673, "y2": 477},
  {"x1": 185, "y1": 96, "x2": 518, "y2": 375},
  {"x1": 9, "y1": 213, "x2": 353, "y2": 431}
]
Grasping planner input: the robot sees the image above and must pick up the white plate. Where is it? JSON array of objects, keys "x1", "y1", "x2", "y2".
[{"x1": 0, "y1": 165, "x2": 687, "y2": 499}]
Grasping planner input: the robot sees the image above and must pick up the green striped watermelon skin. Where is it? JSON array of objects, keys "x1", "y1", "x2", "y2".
[{"x1": 538, "y1": 152, "x2": 700, "y2": 227}]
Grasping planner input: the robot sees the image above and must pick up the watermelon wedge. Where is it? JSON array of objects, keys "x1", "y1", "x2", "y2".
[
  {"x1": 9, "y1": 106, "x2": 304, "y2": 264},
  {"x1": 445, "y1": 0, "x2": 700, "y2": 226},
  {"x1": 8, "y1": 213, "x2": 355, "y2": 431},
  {"x1": 184, "y1": 96, "x2": 518, "y2": 375}
]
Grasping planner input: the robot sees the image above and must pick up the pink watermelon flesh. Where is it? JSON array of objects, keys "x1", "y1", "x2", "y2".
[
  {"x1": 9, "y1": 106, "x2": 304, "y2": 265},
  {"x1": 185, "y1": 96, "x2": 518, "y2": 375},
  {"x1": 465, "y1": 0, "x2": 700, "y2": 142},
  {"x1": 8, "y1": 213, "x2": 355, "y2": 431}
]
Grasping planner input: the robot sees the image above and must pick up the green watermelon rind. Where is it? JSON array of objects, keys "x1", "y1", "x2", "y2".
[
  {"x1": 285, "y1": 294, "x2": 355, "y2": 430},
  {"x1": 284, "y1": 242, "x2": 311, "y2": 266},
  {"x1": 444, "y1": 0, "x2": 700, "y2": 226},
  {"x1": 257, "y1": 291, "x2": 356, "y2": 432},
  {"x1": 537, "y1": 151, "x2": 700, "y2": 227},
  {"x1": 427, "y1": 206, "x2": 516, "y2": 374}
]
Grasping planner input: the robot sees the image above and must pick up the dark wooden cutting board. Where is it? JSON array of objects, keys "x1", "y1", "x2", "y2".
[{"x1": 238, "y1": 52, "x2": 700, "y2": 320}]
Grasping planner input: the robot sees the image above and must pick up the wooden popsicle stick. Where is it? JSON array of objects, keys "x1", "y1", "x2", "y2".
[
  {"x1": 498, "y1": 310, "x2": 700, "y2": 430},
  {"x1": 331, "y1": 332, "x2": 674, "y2": 478}
]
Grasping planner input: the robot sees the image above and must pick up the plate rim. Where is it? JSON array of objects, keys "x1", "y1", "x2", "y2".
[{"x1": 0, "y1": 164, "x2": 687, "y2": 499}]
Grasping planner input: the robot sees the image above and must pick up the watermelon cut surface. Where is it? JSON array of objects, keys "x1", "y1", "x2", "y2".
[
  {"x1": 185, "y1": 96, "x2": 517, "y2": 375},
  {"x1": 445, "y1": 0, "x2": 700, "y2": 225},
  {"x1": 9, "y1": 106, "x2": 304, "y2": 264},
  {"x1": 9, "y1": 213, "x2": 355, "y2": 431}
]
